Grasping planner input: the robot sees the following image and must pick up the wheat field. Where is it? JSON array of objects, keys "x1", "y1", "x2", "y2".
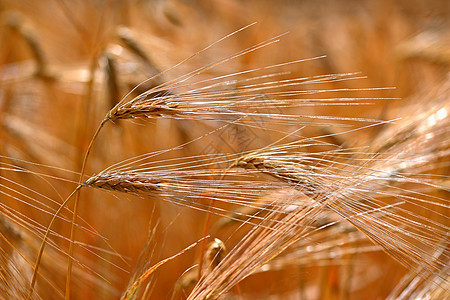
[{"x1": 0, "y1": 0, "x2": 449, "y2": 299}]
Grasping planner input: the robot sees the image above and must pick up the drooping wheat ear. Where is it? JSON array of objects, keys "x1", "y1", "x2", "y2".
[
  {"x1": 83, "y1": 168, "x2": 300, "y2": 226},
  {"x1": 232, "y1": 153, "x2": 320, "y2": 195},
  {"x1": 84, "y1": 173, "x2": 162, "y2": 194},
  {"x1": 104, "y1": 97, "x2": 182, "y2": 122},
  {"x1": 232, "y1": 135, "x2": 449, "y2": 282},
  {"x1": 103, "y1": 69, "x2": 393, "y2": 126},
  {"x1": 103, "y1": 24, "x2": 394, "y2": 126}
]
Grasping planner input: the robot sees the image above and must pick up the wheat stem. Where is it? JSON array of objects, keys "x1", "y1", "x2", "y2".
[
  {"x1": 65, "y1": 120, "x2": 105, "y2": 299},
  {"x1": 28, "y1": 184, "x2": 82, "y2": 300}
]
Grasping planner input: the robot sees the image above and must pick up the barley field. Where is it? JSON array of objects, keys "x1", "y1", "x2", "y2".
[{"x1": 0, "y1": 0, "x2": 449, "y2": 299}]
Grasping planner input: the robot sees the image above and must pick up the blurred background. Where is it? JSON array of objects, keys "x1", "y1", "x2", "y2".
[{"x1": 0, "y1": 0, "x2": 448, "y2": 299}]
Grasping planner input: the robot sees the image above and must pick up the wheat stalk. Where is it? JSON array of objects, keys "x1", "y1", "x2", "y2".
[{"x1": 2, "y1": 2, "x2": 448, "y2": 298}]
